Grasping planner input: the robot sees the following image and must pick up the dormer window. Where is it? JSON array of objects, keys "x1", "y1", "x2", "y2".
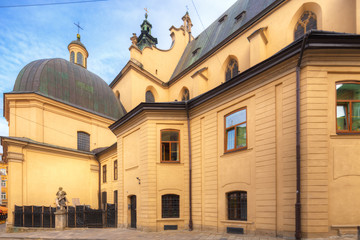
[
  {"x1": 218, "y1": 14, "x2": 228, "y2": 23},
  {"x1": 235, "y1": 11, "x2": 246, "y2": 21},
  {"x1": 192, "y1": 47, "x2": 201, "y2": 56}
]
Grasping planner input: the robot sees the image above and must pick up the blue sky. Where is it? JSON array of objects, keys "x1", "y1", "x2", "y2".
[{"x1": 0, "y1": 0, "x2": 237, "y2": 153}]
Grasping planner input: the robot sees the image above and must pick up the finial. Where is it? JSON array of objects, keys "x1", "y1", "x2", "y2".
[
  {"x1": 144, "y1": 8, "x2": 148, "y2": 19},
  {"x1": 74, "y1": 22, "x2": 84, "y2": 39},
  {"x1": 186, "y1": 5, "x2": 189, "y2": 14}
]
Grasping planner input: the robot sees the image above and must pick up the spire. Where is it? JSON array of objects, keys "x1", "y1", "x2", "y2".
[
  {"x1": 136, "y1": 9, "x2": 158, "y2": 50},
  {"x1": 182, "y1": 11, "x2": 193, "y2": 42}
]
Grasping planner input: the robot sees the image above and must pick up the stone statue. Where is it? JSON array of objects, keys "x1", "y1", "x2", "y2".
[{"x1": 56, "y1": 187, "x2": 69, "y2": 210}]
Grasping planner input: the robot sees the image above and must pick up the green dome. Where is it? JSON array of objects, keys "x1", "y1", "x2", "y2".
[{"x1": 13, "y1": 58, "x2": 125, "y2": 120}]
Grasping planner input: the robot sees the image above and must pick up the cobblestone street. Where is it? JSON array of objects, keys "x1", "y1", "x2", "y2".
[
  {"x1": 0, "y1": 224, "x2": 273, "y2": 240},
  {"x1": 0, "y1": 225, "x2": 357, "y2": 240}
]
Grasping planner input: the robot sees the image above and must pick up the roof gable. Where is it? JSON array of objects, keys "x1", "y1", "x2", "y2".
[{"x1": 170, "y1": 0, "x2": 280, "y2": 82}]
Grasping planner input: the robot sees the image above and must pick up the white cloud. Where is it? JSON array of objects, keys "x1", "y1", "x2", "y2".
[{"x1": 0, "y1": 0, "x2": 237, "y2": 154}]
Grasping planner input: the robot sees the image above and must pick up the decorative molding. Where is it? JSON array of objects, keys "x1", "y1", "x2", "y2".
[
  {"x1": 90, "y1": 164, "x2": 99, "y2": 172},
  {"x1": 7, "y1": 152, "x2": 24, "y2": 163}
]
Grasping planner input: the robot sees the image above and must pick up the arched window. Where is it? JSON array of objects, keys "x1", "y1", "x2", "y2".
[
  {"x1": 162, "y1": 194, "x2": 179, "y2": 218},
  {"x1": 77, "y1": 131, "x2": 90, "y2": 151},
  {"x1": 146, "y1": 90, "x2": 155, "y2": 103},
  {"x1": 294, "y1": 11, "x2": 317, "y2": 40},
  {"x1": 227, "y1": 191, "x2": 247, "y2": 221},
  {"x1": 181, "y1": 88, "x2": 190, "y2": 101},
  {"x1": 77, "y1": 52, "x2": 83, "y2": 65},
  {"x1": 70, "y1": 51, "x2": 75, "y2": 63},
  {"x1": 225, "y1": 59, "x2": 239, "y2": 82}
]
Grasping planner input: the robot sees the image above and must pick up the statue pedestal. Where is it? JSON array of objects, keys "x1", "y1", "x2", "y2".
[{"x1": 54, "y1": 209, "x2": 66, "y2": 230}]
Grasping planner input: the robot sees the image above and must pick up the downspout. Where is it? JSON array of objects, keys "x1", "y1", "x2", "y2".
[
  {"x1": 185, "y1": 101, "x2": 193, "y2": 231},
  {"x1": 95, "y1": 155, "x2": 101, "y2": 209},
  {"x1": 295, "y1": 31, "x2": 310, "y2": 240}
]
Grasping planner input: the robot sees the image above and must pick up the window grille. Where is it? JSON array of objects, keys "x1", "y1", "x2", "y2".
[
  {"x1": 225, "y1": 59, "x2": 239, "y2": 82},
  {"x1": 294, "y1": 11, "x2": 317, "y2": 40},
  {"x1": 181, "y1": 88, "x2": 190, "y2": 101},
  {"x1": 228, "y1": 191, "x2": 247, "y2": 221},
  {"x1": 146, "y1": 91, "x2": 155, "y2": 103},
  {"x1": 77, "y1": 132, "x2": 90, "y2": 151},
  {"x1": 162, "y1": 194, "x2": 179, "y2": 218}
]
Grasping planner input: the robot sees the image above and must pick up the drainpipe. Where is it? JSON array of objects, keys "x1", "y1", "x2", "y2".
[
  {"x1": 95, "y1": 155, "x2": 101, "y2": 209},
  {"x1": 295, "y1": 31, "x2": 310, "y2": 240},
  {"x1": 185, "y1": 101, "x2": 193, "y2": 231}
]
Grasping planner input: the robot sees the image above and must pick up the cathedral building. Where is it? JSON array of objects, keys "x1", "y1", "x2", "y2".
[{"x1": 2, "y1": 0, "x2": 360, "y2": 238}]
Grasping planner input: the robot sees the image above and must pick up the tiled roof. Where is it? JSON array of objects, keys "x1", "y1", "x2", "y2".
[
  {"x1": 170, "y1": 0, "x2": 280, "y2": 81},
  {"x1": 12, "y1": 58, "x2": 125, "y2": 120}
]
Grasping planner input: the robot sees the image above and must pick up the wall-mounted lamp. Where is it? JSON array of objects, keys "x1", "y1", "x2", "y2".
[{"x1": 136, "y1": 177, "x2": 141, "y2": 185}]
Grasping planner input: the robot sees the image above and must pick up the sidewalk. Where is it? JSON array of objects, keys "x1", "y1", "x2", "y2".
[{"x1": 0, "y1": 225, "x2": 285, "y2": 240}]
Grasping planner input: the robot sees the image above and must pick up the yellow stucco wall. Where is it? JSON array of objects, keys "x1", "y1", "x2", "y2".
[
  {"x1": 106, "y1": 46, "x2": 360, "y2": 237},
  {"x1": 5, "y1": 141, "x2": 99, "y2": 226},
  {"x1": 3, "y1": 93, "x2": 115, "y2": 228},
  {"x1": 112, "y1": 0, "x2": 358, "y2": 110},
  {"x1": 3, "y1": 0, "x2": 360, "y2": 237},
  {"x1": 5, "y1": 93, "x2": 116, "y2": 151}
]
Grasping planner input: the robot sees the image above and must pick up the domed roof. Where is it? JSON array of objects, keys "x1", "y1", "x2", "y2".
[{"x1": 13, "y1": 58, "x2": 125, "y2": 120}]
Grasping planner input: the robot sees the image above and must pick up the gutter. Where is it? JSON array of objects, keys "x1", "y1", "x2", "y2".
[
  {"x1": 95, "y1": 155, "x2": 102, "y2": 209},
  {"x1": 185, "y1": 101, "x2": 193, "y2": 231},
  {"x1": 295, "y1": 31, "x2": 311, "y2": 240}
]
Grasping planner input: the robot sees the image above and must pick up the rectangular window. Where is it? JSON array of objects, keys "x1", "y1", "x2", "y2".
[
  {"x1": 1, "y1": 180, "x2": 5, "y2": 187},
  {"x1": 103, "y1": 165, "x2": 107, "y2": 183},
  {"x1": 161, "y1": 130, "x2": 180, "y2": 162},
  {"x1": 336, "y1": 83, "x2": 360, "y2": 132},
  {"x1": 1, "y1": 193, "x2": 6, "y2": 200},
  {"x1": 114, "y1": 190, "x2": 118, "y2": 205},
  {"x1": 225, "y1": 108, "x2": 247, "y2": 152},
  {"x1": 162, "y1": 194, "x2": 179, "y2": 218},
  {"x1": 228, "y1": 191, "x2": 247, "y2": 221},
  {"x1": 114, "y1": 160, "x2": 118, "y2": 180}
]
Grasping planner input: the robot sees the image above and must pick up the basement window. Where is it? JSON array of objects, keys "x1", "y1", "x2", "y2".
[
  {"x1": 162, "y1": 194, "x2": 179, "y2": 218},
  {"x1": 228, "y1": 191, "x2": 247, "y2": 221}
]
